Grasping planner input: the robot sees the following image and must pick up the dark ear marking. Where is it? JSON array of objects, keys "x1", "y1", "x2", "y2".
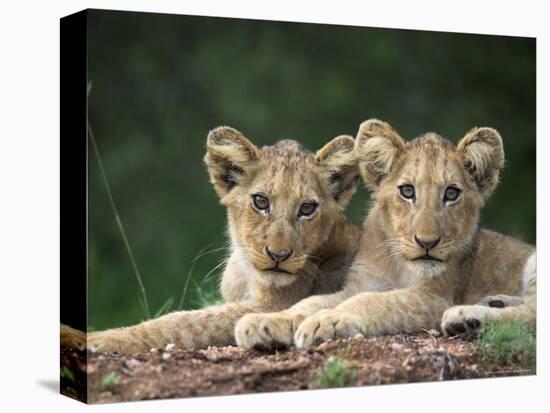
[
  {"x1": 220, "y1": 163, "x2": 244, "y2": 191},
  {"x1": 329, "y1": 171, "x2": 343, "y2": 184}
]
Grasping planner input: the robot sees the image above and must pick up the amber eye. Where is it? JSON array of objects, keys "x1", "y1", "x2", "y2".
[
  {"x1": 399, "y1": 184, "x2": 415, "y2": 200},
  {"x1": 444, "y1": 186, "x2": 461, "y2": 203},
  {"x1": 298, "y1": 202, "x2": 318, "y2": 218},
  {"x1": 252, "y1": 194, "x2": 270, "y2": 211}
]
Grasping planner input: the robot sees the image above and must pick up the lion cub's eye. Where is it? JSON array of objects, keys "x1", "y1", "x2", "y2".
[
  {"x1": 398, "y1": 184, "x2": 416, "y2": 200},
  {"x1": 298, "y1": 202, "x2": 318, "y2": 218},
  {"x1": 443, "y1": 186, "x2": 461, "y2": 203},
  {"x1": 252, "y1": 194, "x2": 270, "y2": 211}
]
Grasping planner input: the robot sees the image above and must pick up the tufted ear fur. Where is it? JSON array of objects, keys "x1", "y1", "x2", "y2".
[
  {"x1": 315, "y1": 135, "x2": 359, "y2": 208},
  {"x1": 204, "y1": 126, "x2": 260, "y2": 197},
  {"x1": 354, "y1": 119, "x2": 406, "y2": 190},
  {"x1": 456, "y1": 127, "x2": 504, "y2": 199}
]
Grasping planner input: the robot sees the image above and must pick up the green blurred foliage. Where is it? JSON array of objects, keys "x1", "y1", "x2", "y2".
[{"x1": 87, "y1": 10, "x2": 535, "y2": 329}]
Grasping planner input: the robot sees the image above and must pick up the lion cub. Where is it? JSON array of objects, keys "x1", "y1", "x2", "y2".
[
  {"x1": 61, "y1": 127, "x2": 361, "y2": 352},
  {"x1": 238, "y1": 119, "x2": 535, "y2": 349}
]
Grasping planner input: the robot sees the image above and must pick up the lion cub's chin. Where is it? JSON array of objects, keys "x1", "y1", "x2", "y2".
[
  {"x1": 404, "y1": 260, "x2": 447, "y2": 281},
  {"x1": 256, "y1": 271, "x2": 299, "y2": 288}
]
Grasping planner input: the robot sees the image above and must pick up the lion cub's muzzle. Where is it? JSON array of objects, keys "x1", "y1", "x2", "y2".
[
  {"x1": 264, "y1": 246, "x2": 293, "y2": 274},
  {"x1": 412, "y1": 235, "x2": 443, "y2": 261}
]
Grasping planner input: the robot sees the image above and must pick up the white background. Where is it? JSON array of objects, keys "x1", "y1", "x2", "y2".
[{"x1": 0, "y1": 0, "x2": 547, "y2": 411}]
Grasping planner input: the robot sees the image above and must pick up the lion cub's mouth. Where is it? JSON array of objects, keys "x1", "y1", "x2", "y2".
[
  {"x1": 265, "y1": 266, "x2": 292, "y2": 275},
  {"x1": 412, "y1": 254, "x2": 443, "y2": 262}
]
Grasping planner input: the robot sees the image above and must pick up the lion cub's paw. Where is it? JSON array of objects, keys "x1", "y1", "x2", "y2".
[
  {"x1": 294, "y1": 310, "x2": 363, "y2": 348},
  {"x1": 441, "y1": 305, "x2": 494, "y2": 337},
  {"x1": 235, "y1": 313, "x2": 297, "y2": 351}
]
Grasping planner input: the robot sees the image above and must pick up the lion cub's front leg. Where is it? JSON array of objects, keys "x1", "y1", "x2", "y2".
[{"x1": 295, "y1": 287, "x2": 451, "y2": 348}]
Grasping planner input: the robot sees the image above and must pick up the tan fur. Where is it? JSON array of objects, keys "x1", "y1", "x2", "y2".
[
  {"x1": 60, "y1": 127, "x2": 362, "y2": 353},
  {"x1": 240, "y1": 118, "x2": 535, "y2": 349}
]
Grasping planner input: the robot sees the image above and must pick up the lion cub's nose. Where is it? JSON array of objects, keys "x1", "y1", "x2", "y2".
[
  {"x1": 414, "y1": 235, "x2": 441, "y2": 250},
  {"x1": 266, "y1": 247, "x2": 293, "y2": 263}
]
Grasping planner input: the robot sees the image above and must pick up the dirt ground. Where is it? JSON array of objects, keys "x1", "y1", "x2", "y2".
[{"x1": 60, "y1": 332, "x2": 532, "y2": 404}]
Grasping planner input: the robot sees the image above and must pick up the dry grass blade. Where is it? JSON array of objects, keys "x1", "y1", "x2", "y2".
[{"x1": 87, "y1": 95, "x2": 151, "y2": 319}]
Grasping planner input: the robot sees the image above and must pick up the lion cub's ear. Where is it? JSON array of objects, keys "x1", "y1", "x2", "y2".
[
  {"x1": 354, "y1": 119, "x2": 406, "y2": 190},
  {"x1": 315, "y1": 135, "x2": 359, "y2": 208},
  {"x1": 456, "y1": 127, "x2": 504, "y2": 199},
  {"x1": 204, "y1": 126, "x2": 260, "y2": 197}
]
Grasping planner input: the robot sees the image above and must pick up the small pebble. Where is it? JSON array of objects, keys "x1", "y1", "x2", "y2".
[
  {"x1": 391, "y1": 343, "x2": 403, "y2": 351},
  {"x1": 162, "y1": 352, "x2": 171, "y2": 360},
  {"x1": 125, "y1": 358, "x2": 141, "y2": 369},
  {"x1": 121, "y1": 367, "x2": 134, "y2": 376},
  {"x1": 165, "y1": 343, "x2": 176, "y2": 352},
  {"x1": 353, "y1": 333, "x2": 363, "y2": 340},
  {"x1": 428, "y1": 329, "x2": 441, "y2": 338}
]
